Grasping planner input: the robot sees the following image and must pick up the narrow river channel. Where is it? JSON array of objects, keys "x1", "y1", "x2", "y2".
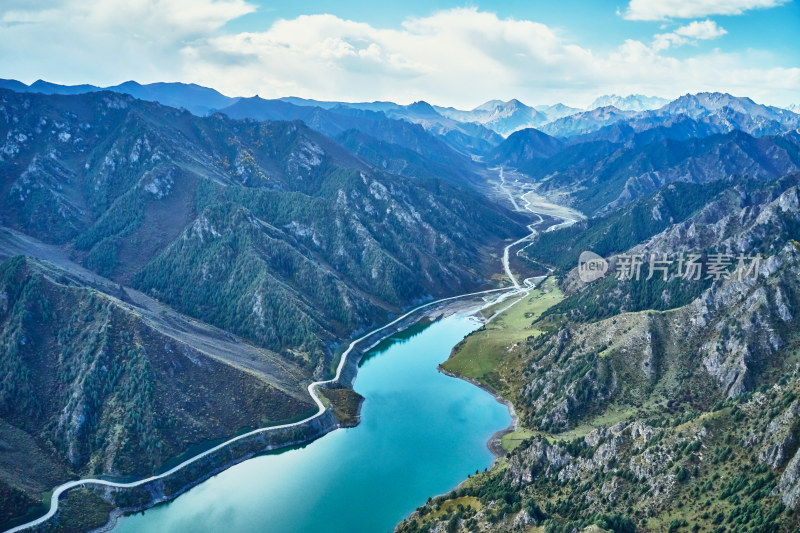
[{"x1": 113, "y1": 313, "x2": 511, "y2": 533}]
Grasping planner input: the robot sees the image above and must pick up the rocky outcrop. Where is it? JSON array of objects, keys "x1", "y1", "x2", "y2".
[
  {"x1": 777, "y1": 448, "x2": 800, "y2": 509},
  {"x1": 506, "y1": 439, "x2": 572, "y2": 486},
  {"x1": 759, "y1": 400, "x2": 800, "y2": 469}
]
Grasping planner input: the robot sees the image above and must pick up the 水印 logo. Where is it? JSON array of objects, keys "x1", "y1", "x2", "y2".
[{"x1": 578, "y1": 251, "x2": 608, "y2": 283}]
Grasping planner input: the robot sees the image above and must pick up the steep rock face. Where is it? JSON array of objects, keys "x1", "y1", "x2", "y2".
[
  {"x1": 777, "y1": 447, "x2": 800, "y2": 509},
  {"x1": 692, "y1": 269, "x2": 791, "y2": 397},
  {"x1": 759, "y1": 400, "x2": 800, "y2": 470},
  {"x1": 525, "y1": 200, "x2": 800, "y2": 433},
  {"x1": 504, "y1": 420, "x2": 688, "y2": 509},
  {"x1": 556, "y1": 178, "x2": 800, "y2": 319},
  {"x1": 506, "y1": 439, "x2": 573, "y2": 486},
  {"x1": 629, "y1": 186, "x2": 800, "y2": 397}
]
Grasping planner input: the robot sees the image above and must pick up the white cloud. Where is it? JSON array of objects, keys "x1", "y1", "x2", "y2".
[
  {"x1": 0, "y1": 0, "x2": 255, "y2": 84},
  {"x1": 0, "y1": 5, "x2": 798, "y2": 108},
  {"x1": 180, "y1": 9, "x2": 798, "y2": 108},
  {"x1": 653, "y1": 19, "x2": 727, "y2": 51},
  {"x1": 674, "y1": 19, "x2": 728, "y2": 39},
  {"x1": 624, "y1": 0, "x2": 790, "y2": 21},
  {"x1": 3, "y1": 0, "x2": 254, "y2": 37}
]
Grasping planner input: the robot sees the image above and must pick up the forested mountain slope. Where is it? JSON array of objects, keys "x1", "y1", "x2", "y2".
[
  {"x1": 0, "y1": 88, "x2": 523, "y2": 529},
  {"x1": 0, "y1": 255, "x2": 314, "y2": 526},
  {"x1": 0, "y1": 89, "x2": 522, "y2": 364}
]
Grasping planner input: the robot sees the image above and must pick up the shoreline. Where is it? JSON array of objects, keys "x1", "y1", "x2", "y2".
[
  {"x1": 437, "y1": 367, "x2": 519, "y2": 461},
  {"x1": 67, "y1": 288, "x2": 518, "y2": 533},
  {"x1": 394, "y1": 357, "x2": 520, "y2": 532},
  {"x1": 86, "y1": 430, "x2": 338, "y2": 533}
]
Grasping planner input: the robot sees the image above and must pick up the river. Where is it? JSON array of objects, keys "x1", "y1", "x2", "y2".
[{"x1": 113, "y1": 313, "x2": 511, "y2": 533}]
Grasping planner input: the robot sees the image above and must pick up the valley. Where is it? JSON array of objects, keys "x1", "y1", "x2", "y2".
[
  {"x1": 0, "y1": 88, "x2": 528, "y2": 531},
  {"x1": 3, "y1": 153, "x2": 565, "y2": 532},
  {"x1": 1, "y1": 79, "x2": 799, "y2": 533}
]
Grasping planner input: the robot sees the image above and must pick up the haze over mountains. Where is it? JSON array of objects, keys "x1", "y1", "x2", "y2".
[
  {"x1": 0, "y1": 79, "x2": 237, "y2": 116},
  {"x1": 589, "y1": 94, "x2": 670, "y2": 111},
  {"x1": 7, "y1": 78, "x2": 797, "y2": 142},
  {"x1": 2, "y1": 76, "x2": 800, "y2": 532}
]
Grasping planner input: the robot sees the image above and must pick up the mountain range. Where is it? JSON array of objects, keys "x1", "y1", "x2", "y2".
[
  {"x1": 0, "y1": 79, "x2": 238, "y2": 116},
  {"x1": 0, "y1": 79, "x2": 677, "y2": 138},
  {"x1": 538, "y1": 92, "x2": 800, "y2": 141},
  {"x1": 2, "y1": 78, "x2": 800, "y2": 532},
  {"x1": 5, "y1": 78, "x2": 797, "y2": 146},
  {"x1": 0, "y1": 87, "x2": 523, "y2": 529},
  {"x1": 589, "y1": 94, "x2": 670, "y2": 111}
]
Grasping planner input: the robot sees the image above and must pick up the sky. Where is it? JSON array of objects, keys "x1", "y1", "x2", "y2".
[{"x1": 1, "y1": 0, "x2": 798, "y2": 109}]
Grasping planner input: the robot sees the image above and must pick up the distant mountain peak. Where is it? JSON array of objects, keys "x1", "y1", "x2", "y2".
[
  {"x1": 434, "y1": 98, "x2": 551, "y2": 137},
  {"x1": 406, "y1": 100, "x2": 438, "y2": 114},
  {"x1": 663, "y1": 92, "x2": 786, "y2": 121},
  {"x1": 590, "y1": 105, "x2": 627, "y2": 115},
  {"x1": 676, "y1": 91, "x2": 734, "y2": 103},
  {"x1": 589, "y1": 94, "x2": 669, "y2": 112},
  {"x1": 474, "y1": 99, "x2": 505, "y2": 112}
]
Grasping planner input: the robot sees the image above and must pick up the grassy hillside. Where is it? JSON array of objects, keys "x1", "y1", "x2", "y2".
[{"x1": 442, "y1": 278, "x2": 564, "y2": 392}]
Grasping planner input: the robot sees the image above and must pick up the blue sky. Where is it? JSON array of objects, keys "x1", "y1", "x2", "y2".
[
  {"x1": 226, "y1": 0, "x2": 799, "y2": 62},
  {"x1": 1, "y1": 0, "x2": 798, "y2": 108}
]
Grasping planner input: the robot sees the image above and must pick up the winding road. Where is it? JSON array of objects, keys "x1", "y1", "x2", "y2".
[{"x1": 6, "y1": 168, "x2": 568, "y2": 533}]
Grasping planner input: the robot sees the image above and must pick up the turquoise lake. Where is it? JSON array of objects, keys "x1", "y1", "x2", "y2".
[{"x1": 113, "y1": 313, "x2": 511, "y2": 533}]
